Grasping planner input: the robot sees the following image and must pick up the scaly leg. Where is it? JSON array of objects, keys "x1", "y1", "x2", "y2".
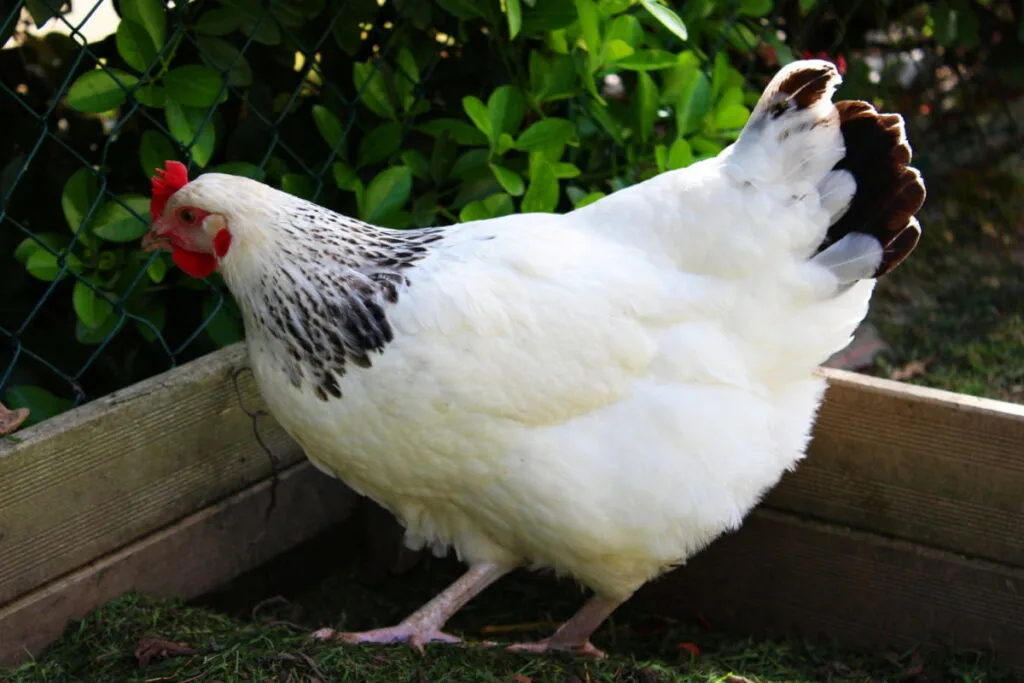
[
  {"x1": 506, "y1": 594, "x2": 627, "y2": 659},
  {"x1": 312, "y1": 562, "x2": 512, "y2": 652}
]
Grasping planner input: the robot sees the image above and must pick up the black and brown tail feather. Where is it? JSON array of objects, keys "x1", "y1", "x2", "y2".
[
  {"x1": 824, "y1": 100, "x2": 925, "y2": 276},
  {"x1": 747, "y1": 59, "x2": 926, "y2": 279}
]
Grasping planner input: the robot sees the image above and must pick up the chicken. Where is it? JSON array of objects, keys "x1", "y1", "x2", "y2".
[{"x1": 141, "y1": 60, "x2": 925, "y2": 657}]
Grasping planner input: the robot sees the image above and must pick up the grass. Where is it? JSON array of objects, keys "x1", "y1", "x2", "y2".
[
  {"x1": 2, "y1": 520, "x2": 1016, "y2": 683},
  {"x1": 865, "y1": 161, "x2": 1024, "y2": 403}
]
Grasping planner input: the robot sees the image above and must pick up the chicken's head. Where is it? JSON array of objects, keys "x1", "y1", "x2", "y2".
[
  {"x1": 141, "y1": 161, "x2": 234, "y2": 278},
  {"x1": 143, "y1": 160, "x2": 283, "y2": 278}
]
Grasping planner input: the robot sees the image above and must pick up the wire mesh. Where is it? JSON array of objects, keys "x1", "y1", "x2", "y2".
[{"x1": 0, "y1": 0, "x2": 1019, "y2": 426}]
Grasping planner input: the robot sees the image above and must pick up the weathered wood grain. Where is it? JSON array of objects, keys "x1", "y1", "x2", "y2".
[
  {"x1": 0, "y1": 344, "x2": 301, "y2": 606},
  {"x1": 766, "y1": 368, "x2": 1024, "y2": 566},
  {"x1": 639, "y1": 508, "x2": 1024, "y2": 676},
  {"x1": 0, "y1": 461, "x2": 353, "y2": 668}
]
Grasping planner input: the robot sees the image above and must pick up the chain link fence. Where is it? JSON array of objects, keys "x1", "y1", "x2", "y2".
[{"x1": 0, "y1": 0, "x2": 1020, "y2": 427}]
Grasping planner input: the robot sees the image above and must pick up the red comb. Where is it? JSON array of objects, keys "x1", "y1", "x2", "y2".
[{"x1": 150, "y1": 160, "x2": 189, "y2": 219}]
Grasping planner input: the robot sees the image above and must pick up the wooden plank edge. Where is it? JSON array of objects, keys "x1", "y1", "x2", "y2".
[
  {"x1": 637, "y1": 507, "x2": 1024, "y2": 677},
  {"x1": 0, "y1": 461, "x2": 354, "y2": 669},
  {"x1": 818, "y1": 366, "x2": 1024, "y2": 419},
  {"x1": 0, "y1": 343, "x2": 249, "y2": 459}
]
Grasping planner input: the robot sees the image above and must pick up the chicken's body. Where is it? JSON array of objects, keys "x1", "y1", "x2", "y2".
[{"x1": 143, "y1": 60, "x2": 925, "y2": 655}]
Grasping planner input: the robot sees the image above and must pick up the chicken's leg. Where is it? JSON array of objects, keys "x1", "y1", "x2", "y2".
[
  {"x1": 312, "y1": 562, "x2": 511, "y2": 652},
  {"x1": 506, "y1": 594, "x2": 626, "y2": 659}
]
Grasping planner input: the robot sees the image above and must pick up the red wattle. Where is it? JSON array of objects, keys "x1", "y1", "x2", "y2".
[
  {"x1": 213, "y1": 229, "x2": 232, "y2": 258},
  {"x1": 172, "y1": 247, "x2": 218, "y2": 278}
]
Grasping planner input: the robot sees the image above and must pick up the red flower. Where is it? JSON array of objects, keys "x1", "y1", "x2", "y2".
[{"x1": 801, "y1": 50, "x2": 847, "y2": 75}]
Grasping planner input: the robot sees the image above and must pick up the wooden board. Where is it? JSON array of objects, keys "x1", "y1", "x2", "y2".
[
  {"x1": 0, "y1": 344, "x2": 302, "y2": 606},
  {"x1": 766, "y1": 368, "x2": 1024, "y2": 566},
  {"x1": 638, "y1": 508, "x2": 1024, "y2": 676},
  {"x1": 0, "y1": 460, "x2": 354, "y2": 668}
]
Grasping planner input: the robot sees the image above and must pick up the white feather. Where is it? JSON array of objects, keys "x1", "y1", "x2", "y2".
[{"x1": 174, "y1": 60, "x2": 898, "y2": 603}]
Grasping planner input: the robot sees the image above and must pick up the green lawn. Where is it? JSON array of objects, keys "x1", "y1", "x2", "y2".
[
  {"x1": 866, "y1": 162, "x2": 1024, "y2": 404},
  {"x1": 3, "y1": 532, "x2": 1014, "y2": 683}
]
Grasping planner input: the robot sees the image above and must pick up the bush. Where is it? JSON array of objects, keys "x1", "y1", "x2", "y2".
[{"x1": 1, "y1": 0, "x2": 790, "y2": 425}]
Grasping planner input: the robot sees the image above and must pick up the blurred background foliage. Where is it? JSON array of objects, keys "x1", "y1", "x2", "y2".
[{"x1": 1, "y1": 0, "x2": 1022, "y2": 427}]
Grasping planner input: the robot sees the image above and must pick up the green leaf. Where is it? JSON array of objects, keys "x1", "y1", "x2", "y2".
[
  {"x1": 573, "y1": 190, "x2": 605, "y2": 208},
  {"x1": 75, "y1": 313, "x2": 120, "y2": 346},
  {"x1": 462, "y1": 95, "x2": 492, "y2": 140},
  {"x1": 92, "y1": 195, "x2": 150, "y2": 242},
  {"x1": 147, "y1": 254, "x2": 168, "y2": 283},
  {"x1": 487, "y1": 85, "x2": 525, "y2": 141},
  {"x1": 133, "y1": 298, "x2": 167, "y2": 343},
  {"x1": 515, "y1": 118, "x2": 576, "y2": 152},
  {"x1": 139, "y1": 130, "x2": 178, "y2": 179},
  {"x1": 25, "y1": 249, "x2": 60, "y2": 281},
  {"x1": 281, "y1": 173, "x2": 315, "y2": 199},
  {"x1": 602, "y1": 39, "x2": 634, "y2": 64},
  {"x1": 362, "y1": 166, "x2": 413, "y2": 223},
  {"x1": 667, "y1": 137, "x2": 693, "y2": 169},
  {"x1": 73, "y1": 279, "x2": 114, "y2": 329},
  {"x1": 14, "y1": 234, "x2": 67, "y2": 265},
  {"x1": 617, "y1": 49, "x2": 679, "y2": 70},
  {"x1": 194, "y1": 8, "x2": 242, "y2": 35},
  {"x1": 395, "y1": 48, "x2": 420, "y2": 111},
  {"x1": 715, "y1": 103, "x2": 750, "y2": 130},
  {"x1": 450, "y1": 148, "x2": 489, "y2": 180},
  {"x1": 634, "y1": 71, "x2": 658, "y2": 144},
  {"x1": 122, "y1": 0, "x2": 166, "y2": 50},
  {"x1": 584, "y1": 98, "x2": 625, "y2": 145},
  {"x1": 520, "y1": 0, "x2": 576, "y2": 34},
  {"x1": 312, "y1": 104, "x2": 346, "y2": 149},
  {"x1": 196, "y1": 36, "x2": 253, "y2": 87},
  {"x1": 430, "y1": 131, "x2": 459, "y2": 183},
  {"x1": 133, "y1": 84, "x2": 166, "y2": 108},
  {"x1": 62, "y1": 167, "x2": 100, "y2": 239},
  {"x1": 709, "y1": 50, "x2": 729, "y2": 104},
  {"x1": 239, "y1": 14, "x2": 282, "y2": 45},
  {"x1": 505, "y1": 0, "x2": 522, "y2": 38},
  {"x1": 606, "y1": 14, "x2": 642, "y2": 46},
  {"x1": 401, "y1": 149, "x2": 431, "y2": 179},
  {"x1": 738, "y1": 0, "x2": 773, "y2": 16},
  {"x1": 332, "y1": 162, "x2": 359, "y2": 191},
  {"x1": 116, "y1": 20, "x2": 157, "y2": 73},
  {"x1": 552, "y1": 162, "x2": 580, "y2": 179},
  {"x1": 521, "y1": 160, "x2": 559, "y2": 213},
  {"x1": 459, "y1": 192, "x2": 515, "y2": 222},
  {"x1": 202, "y1": 295, "x2": 244, "y2": 348},
  {"x1": 574, "y1": 0, "x2": 601, "y2": 72},
  {"x1": 165, "y1": 101, "x2": 216, "y2": 167},
  {"x1": 65, "y1": 68, "x2": 137, "y2": 113},
  {"x1": 676, "y1": 70, "x2": 711, "y2": 136},
  {"x1": 798, "y1": 0, "x2": 816, "y2": 13},
  {"x1": 164, "y1": 65, "x2": 224, "y2": 108},
  {"x1": 490, "y1": 163, "x2": 525, "y2": 196},
  {"x1": 353, "y1": 61, "x2": 396, "y2": 119},
  {"x1": 357, "y1": 122, "x2": 403, "y2": 168},
  {"x1": 213, "y1": 162, "x2": 265, "y2": 180},
  {"x1": 4, "y1": 385, "x2": 72, "y2": 426},
  {"x1": 416, "y1": 118, "x2": 488, "y2": 146},
  {"x1": 639, "y1": 0, "x2": 687, "y2": 41}
]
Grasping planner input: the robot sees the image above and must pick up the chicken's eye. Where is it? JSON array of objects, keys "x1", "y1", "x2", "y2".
[{"x1": 179, "y1": 208, "x2": 197, "y2": 224}]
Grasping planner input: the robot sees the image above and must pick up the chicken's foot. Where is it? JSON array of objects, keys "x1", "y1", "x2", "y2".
[
  {"x1": 311, "y1": 561, "x2": 511, "y2": 653},
  {"x1": 506, "y1": 594, "x2": 626, "y2": 659}
]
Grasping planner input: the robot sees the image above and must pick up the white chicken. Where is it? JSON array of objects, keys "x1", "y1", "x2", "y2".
[{"x1": 141, "y1": 60, "x2": 925, "y2": 657}]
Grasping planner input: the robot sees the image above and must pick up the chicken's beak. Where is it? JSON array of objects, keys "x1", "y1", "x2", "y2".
[{"x1": 141, "y1": 221, "x2": 171, "y2": 252}]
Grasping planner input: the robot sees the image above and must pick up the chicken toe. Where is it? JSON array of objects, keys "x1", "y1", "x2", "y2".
[{"x1": 310, "y1": 562, "x2": 511, "y2": 653}]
